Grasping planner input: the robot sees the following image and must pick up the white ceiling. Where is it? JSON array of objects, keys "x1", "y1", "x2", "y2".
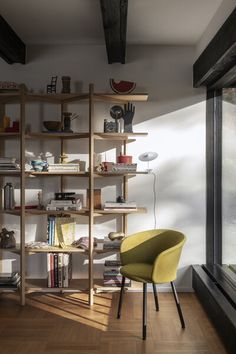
[{"x1": 0, "y1": 0, "x2": 223, "y2": 45}]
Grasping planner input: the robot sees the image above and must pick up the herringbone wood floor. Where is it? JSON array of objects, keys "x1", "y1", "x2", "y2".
[{"x1": 0, "y1": 292, "x2": 227, "y2": 354}]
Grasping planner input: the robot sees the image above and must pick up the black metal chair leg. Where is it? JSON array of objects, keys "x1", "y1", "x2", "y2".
[
  {"x1": 152, "y1": 283, "x2": 159, "y2": 311},
  {"x1": 117, "y1": 276, "x2": 125, "y2": 319},
  {"x1": 143, "y1": 283, "x2": 147, "y2": 340},
  {"x1": 170, "y1": 281, "x2": 185, "y2": 329}
]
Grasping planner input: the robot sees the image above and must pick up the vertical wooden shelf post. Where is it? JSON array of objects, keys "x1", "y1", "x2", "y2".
[
  {"x1": 60, "y1": 102, "x2": 66, "y2": 192},
  {"x1": 20, "y1": 84, "x2": 26, "y2": 305},
  {"x1": 0, "y1": 102, "x2": 5, "y2": 274},
  {"x1": 89, "y1": 83, "x2": 94, "y2": 306}
]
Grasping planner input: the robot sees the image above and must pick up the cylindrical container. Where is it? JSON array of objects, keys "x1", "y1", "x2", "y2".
[
  {"x1": 117, "y1": 155, "x2": 132, "y2": 164},
  {"x1": 4, "y1": 183, "x2": 15, "y2": 210}
]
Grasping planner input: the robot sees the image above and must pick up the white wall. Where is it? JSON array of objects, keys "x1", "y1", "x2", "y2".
[{"x1": 0, "y1": 44, "x2": 205, "y2": 290}]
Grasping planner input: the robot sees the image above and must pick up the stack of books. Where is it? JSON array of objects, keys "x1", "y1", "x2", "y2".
[
  {"x1": 103, "y1": 260, "x2": 131, "y2": 287},
  {"x1": 47, "y1": 253, "x2": 72, "y2": 288},
  {"x1": 110, "y1": 163, "x2": 137, "y2": 172},
  {"x1": 0, "y1": 271, "x2": 20, "y2": 290},
  {"x1": 103, "y1": 237, "x2": 122, "y2": 250},
  {"x1": 104, "y1": 201, "x2": 137, "y2": 211},
  {"x1": 46, "y1": 198, "x2": 82, "y2": 211},
  {"x1": 47, "y1": 216, "x2": 76, "y2": 247},
  {"x1": 0, "y1": 157, "x2": 20, "y2": 171},
  {"x1": 48, "y1": 163, "x2": 80, "y2": 172}
]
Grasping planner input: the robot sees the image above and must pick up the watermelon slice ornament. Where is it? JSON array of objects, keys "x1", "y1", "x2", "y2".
[{"x1": 110, "y1": 79, "x2": 136, "y2": 94}]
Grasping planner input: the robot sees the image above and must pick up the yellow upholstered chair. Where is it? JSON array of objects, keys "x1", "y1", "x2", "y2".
[{"x1": 117, "y1": 229, "x2": 186, "y2": 339}]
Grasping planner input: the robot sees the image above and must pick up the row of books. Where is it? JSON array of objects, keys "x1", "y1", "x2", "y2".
[
  {"x1": 103, "y1": 260, "x2": 131, "y2": 287},
  {"x1": 0, "y1": 271, "x2": 20, "y2": 289},
  {"x1": 47, "y1": 253, "x2": 72, "y2": 288},
  {"x1": 47, "y1": 216, "x2": 75, "y2": 247}
]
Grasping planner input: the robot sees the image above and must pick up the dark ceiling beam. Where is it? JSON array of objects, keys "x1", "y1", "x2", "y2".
[
  {"x1": 100, "y1": 0, "x2": 128, "y2": 64},
  {"x1": 0, "y1": 15, "x2": 26, "y2": 64},
  {"x1": 193, "y1": 7, "x2": 236, "y2": 88}
]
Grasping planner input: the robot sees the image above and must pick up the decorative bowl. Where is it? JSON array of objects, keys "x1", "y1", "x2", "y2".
[
  {"x1": 43, "y1": 121, "x2": 61, "y2": 132},
  {"x1": 31, "y1": 160, "x2": 48, "y2": 172}
]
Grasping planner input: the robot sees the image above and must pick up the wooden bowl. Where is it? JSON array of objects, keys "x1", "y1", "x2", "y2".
[{"x1": 43, "y1": 121, "x2": 61, "y2": 132}]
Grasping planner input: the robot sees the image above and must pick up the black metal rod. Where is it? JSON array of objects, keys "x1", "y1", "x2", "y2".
[
  {"x1": 143, "y1": 283, "x2": 147, "y2": 340},
  {"x1": 170, "y1": 281, "x2": 185, "y2": 329},
  {"x1": 152, "y1": 283, "x2": 159, "y2": 311},
  {"x1": 117, "y1": 276, "x2": 125, "y2": 319}
]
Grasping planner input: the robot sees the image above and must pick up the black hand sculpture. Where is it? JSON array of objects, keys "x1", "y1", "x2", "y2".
[{"x1": 123, "y1": 102, "x2": 135, "y2": 133}]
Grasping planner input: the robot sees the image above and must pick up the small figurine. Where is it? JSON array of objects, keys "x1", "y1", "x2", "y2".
[
  {"x1": 47, "y1": 76, "x2": 57, "y2": 94},
  {"x1": 62, "y1": 112, "x2": 80, "y2": 133},
  {"x1": 0, "y1": 228, "x2": 16, "y2": 249},
  {"x1": 61, "y1": 76, "x2": 71, "y2": 93},
  {"x1": 110, "y1": 105, "x2": 123, "y2": 132},
  {"x1": 123, "y1": 102, "x2": 135, "y2": 133}
]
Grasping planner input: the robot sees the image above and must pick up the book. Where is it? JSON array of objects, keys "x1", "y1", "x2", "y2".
[
  {"x1": 47, "y1": 253, "x2": 72, "y2": 288},
  {"x1": 0, "y1": 272, "x2": 20, "y2": 289},
  {"x1": 47, "y1": 217, "x2": 76, "y2": 247},
  {"x1": 105, "y1": 260, "x2": 122, "y2": 267},
  {"x1": 104, "y1": 201, "x2": 137, "y2": 210}
]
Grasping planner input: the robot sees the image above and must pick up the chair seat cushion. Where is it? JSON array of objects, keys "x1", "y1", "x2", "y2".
[{"x1": 120, "y1": 263, "x2": 153, "y2": 283}]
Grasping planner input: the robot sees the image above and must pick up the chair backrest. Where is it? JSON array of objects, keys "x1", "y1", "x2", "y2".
[{"x1": 120, "y1": 229, "x2": 186, "y2": 283}]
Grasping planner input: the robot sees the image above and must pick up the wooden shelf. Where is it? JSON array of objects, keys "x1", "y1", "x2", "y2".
[
  {"x1": 94, "y1": 93, "x2": 148, "y2": 103},
  {"x1": 94, "y1": 132, "x2": 148, "y2": 140},
  {"x1": 25, "y1": 278, "x2": 89, "y2": 293},
  {"x1": 0, "y1": 83, "x2": 149, "y2": 306},
  {"x1": 94, "y1": 207, "x2": 147, "y2": 215},
  {"x1": 26, "y1": 92, "x2": 89, "y2": 103},
  {"x1": 26, "y1": 132, "x2": 89, "y2": 139},
  {"x1": 0, "y1": 132, "x2": 20, "y2": 139},
  {"x1": 25, "y1": 278, "x2": 142, "y2": 293},
  {"x1": 25, "y1": 92, "x2": 148, "y2": 103},
  {"x1": 94, "y1": 171, "x2": 148, "y2": 177},
  {"x1": 26, "y1": 171, "x2": 88, "y2": 177},
  {"x1": 25, "y1": 245, "x2": 86, "y2": 254},
  {"x1": 0, "y1": 207, "x2": 146, "y2": 217}
]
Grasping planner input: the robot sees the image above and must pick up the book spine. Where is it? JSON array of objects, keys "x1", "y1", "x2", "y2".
[
  {"x1": 50, "y1": 253, "x2": 54, "y2": 288},
  {"x1": 52, "y1": 218, "x2": 55, "y2": 246},
  {"x1": 54, "y1": 253, "x2": 58, "y2": 287},
  {"x1": 63, "y1": 253, "x2": 69, "y2": 287},
  {"x1": 47, "y1": 253, "x2": 51, "y2": 288},
  {"x1": 58, "y1": 253, "x2": 63, "y2": 288}
]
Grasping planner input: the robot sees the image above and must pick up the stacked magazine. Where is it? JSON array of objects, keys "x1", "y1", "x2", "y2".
[
  {"x1": 103, "y1": 260, "x2": 131, "y2": 287},
  {"x1": 0, "y1": 157, "x2": 20, "y2": 171},
  {"x1": 0, "y1": 272, "x2": 20, "y2": 290}
]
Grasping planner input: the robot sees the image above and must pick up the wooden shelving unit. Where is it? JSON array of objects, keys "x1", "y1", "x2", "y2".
[{"x1": 0, "y1": 84, "x2": 148, "y2": 306}]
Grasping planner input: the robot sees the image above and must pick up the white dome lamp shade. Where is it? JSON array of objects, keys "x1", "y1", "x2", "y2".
[{"x1": 138, "y1": 152, "x2": 158, "y2": 172}]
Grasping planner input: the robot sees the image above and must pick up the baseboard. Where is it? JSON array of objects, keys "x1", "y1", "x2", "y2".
[{"x1": 192, "y1": 265, "x2": 236, "y2": 354}]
